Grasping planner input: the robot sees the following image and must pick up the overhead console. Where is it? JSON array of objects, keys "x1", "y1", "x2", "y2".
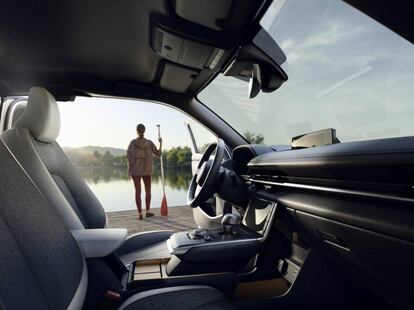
[
  {"x1": 150, "y1": 18, "x2": 231, "y2": 93},
  {"x1": 146, "y1": 0, "x2": 273, "y2": 93},
  {"x1": 153, "y1": 26, "x2": 226, "y2": 71}
]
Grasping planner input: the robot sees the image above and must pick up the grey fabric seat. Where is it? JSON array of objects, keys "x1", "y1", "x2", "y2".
[
  {"x1": 0, "y1": 87, "x2": 173, "y2": 264},
  {"x1": 0, "y1": 139, "x2": 236, "y2": 309}
]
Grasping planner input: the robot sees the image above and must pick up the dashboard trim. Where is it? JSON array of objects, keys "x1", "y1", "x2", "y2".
[{"x1": 250, "y1": 179, "x2": 414, "y2": 204}]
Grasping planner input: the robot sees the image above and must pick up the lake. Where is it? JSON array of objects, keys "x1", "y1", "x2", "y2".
[{"x1": 79, "y1": 167, "x2": 192, "y2": 213}]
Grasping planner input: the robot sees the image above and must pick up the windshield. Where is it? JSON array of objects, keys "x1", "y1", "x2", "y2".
[{"x1": 199, "y1": 0, "x2": 414, "y2": 145}]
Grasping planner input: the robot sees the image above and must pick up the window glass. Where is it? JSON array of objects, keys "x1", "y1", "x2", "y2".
[{"x1": 199, "y1": 0, "x2": 414, "y2": 145}]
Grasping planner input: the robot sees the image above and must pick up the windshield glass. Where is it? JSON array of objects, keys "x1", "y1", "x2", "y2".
[{"x1": 199, "y1": 0, "x2": 414, "y2": 145}]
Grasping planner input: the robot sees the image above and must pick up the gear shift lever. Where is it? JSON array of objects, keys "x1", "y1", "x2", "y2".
[{"x1": 221, "y1": 213, "x2": 241, "y2": 235}]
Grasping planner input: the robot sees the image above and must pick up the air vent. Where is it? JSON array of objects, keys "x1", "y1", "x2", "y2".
[
  {"x1": 239, "y1": 69, "x2": 251, "y2": 77},
  {"x1": 249, "y1": 173, "x2": 283, "y2": 183}
]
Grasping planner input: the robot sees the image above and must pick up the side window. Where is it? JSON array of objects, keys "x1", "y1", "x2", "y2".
[
  {"x1": 57, "y1": 97, "x2": 198, "y2": 231},
  {"x1": 185, "y1": 119, "x2": 216, "y2": 154}
]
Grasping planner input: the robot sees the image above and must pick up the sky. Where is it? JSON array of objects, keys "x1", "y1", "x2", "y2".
[
  {"x1": 57, "y1": 97, "x2": 194, "y2": 150},
  {"x1": 199, "y1": 0, "x2": 414, "y2": 145}
]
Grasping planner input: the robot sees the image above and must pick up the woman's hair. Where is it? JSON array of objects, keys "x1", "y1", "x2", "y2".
[{"x1": 136, "y1": 124, "x2": 145, "y2": 133}]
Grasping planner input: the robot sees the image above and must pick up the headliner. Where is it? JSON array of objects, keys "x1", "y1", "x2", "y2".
[{"x1": 0, "y1": 0, "x2": 266, "y2": 102}]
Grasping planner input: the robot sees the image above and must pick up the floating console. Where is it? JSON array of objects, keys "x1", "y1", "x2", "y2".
[
  {"x1": 167, "y1": 227, "x2": 262, "y2": 259},
  {"x1": 125, "y1": 196, "x2": 277, "y2": 285},
  {"x1": 164, "y1": 196, "x2": 277, "y2": 276}
]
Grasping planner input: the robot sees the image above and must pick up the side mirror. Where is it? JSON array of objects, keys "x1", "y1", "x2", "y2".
[{"x1": 249, "y1": 64, "x2": 262, "y2": 99}]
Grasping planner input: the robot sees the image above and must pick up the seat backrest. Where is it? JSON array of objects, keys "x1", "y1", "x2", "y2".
[
  {"x1": 0, "y1": 139, "x2": 87, "y2": 309},
  {"x1": 1, "y1": 87, "x2": 107, "y2": 230}
]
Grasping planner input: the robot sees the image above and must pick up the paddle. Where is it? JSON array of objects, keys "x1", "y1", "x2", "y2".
[{"x1": 157, "y1": 124, "x2": 168, "y2": 216}]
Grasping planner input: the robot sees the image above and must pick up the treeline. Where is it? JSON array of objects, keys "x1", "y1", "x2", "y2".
[
  {"x1": 79, "y1": 165, "x2": 192, "y2": 190},
  {"x1": 64, "y1": 149, "x2": 126, "y2": 168},
  {"x1": 65, "y1": 146, "x2": 192, "y2": 169},
  {"x1": 155, "y1": 146, "x2": 192, "y2": 169}
]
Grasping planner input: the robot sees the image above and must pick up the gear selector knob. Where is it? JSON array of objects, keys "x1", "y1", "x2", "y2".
[{"x1": 221, "y1": 213, "x2": 241, "y2": 235}]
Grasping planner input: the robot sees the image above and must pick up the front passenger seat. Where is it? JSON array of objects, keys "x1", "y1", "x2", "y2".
[
  {"x1": 0, "y1": 87, "x2": 173, "y2": 264},
  {"x1": 0, "y1": 139, "x2": 237, "y2": 310}
]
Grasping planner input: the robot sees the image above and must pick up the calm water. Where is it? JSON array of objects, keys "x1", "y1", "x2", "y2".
[{"x1": 79, "y1": 167, "x2": 192, "y2": 212}]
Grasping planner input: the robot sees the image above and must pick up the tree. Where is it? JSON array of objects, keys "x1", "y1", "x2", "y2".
[
  {"x1": 244, "y1": 131, "x2": 264, "y2": 144},
  {"x1": 177, "y1": 147, "x2": 192, "y2": 166},
  {"x1": 166, "y1": 147, "x2": 180, "y2": 167},
  {"x1": 103, "y1": 150, "x2": 114, "y2": 166},
  {"x1": 92, "y1": 150, "x2": 101, "y2": 158}
]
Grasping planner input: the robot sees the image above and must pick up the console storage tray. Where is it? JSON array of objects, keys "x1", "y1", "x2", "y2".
[{"x1": 127, "y1": 257, "x2": 237, "y2": 295}]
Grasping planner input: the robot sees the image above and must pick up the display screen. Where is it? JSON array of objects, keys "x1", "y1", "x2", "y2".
[{"x1": 242, "y1": 197, "x2": 275, "y2": 236}]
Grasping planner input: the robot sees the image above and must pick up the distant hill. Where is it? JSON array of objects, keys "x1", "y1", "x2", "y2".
[{"x1": 63, "y1": 146, "x2": 126, "y2": 157}]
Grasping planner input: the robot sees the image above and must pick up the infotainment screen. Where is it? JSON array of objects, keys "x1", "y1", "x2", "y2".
[{"x1": 242, "y1": 197, "x2": 275, "y2": 236}]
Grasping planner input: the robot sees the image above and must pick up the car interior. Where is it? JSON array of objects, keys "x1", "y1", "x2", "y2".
[{"x1": 0, "y1": 0, "x2": 413, "y2": 309}]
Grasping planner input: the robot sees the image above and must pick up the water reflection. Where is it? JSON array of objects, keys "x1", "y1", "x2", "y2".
[
  {"x1": 79, "y1": 167, "x2": 192, "y2": 212},
  {"x1": 79, "y1": 167, "x2": 192, "y2": 191}
]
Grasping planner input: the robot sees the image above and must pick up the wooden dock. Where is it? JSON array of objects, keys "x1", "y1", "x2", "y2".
[{"x1": 106, "y1": 206, "x2": 196, "y2": 235}]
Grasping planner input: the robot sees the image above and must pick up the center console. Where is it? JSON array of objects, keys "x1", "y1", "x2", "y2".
[
  {"x1": 166, "y1": 196, "x2": 276, "y2": 275},
  {"x1": 124, "y1": 196, "x2": 277, "y2": 292}
]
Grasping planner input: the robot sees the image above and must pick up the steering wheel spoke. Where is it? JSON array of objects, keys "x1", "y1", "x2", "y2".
[
  {"x1": 187, "y1": 139, "x2": 225, "y2": 208},
  {"x1": 195, "y1": 184, "x2": 202, "y2": 196}
]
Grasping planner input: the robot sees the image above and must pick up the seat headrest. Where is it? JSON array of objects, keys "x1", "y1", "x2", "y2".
[{"x1": 14, "y1": 87, "x2": 60, "y2": 143}]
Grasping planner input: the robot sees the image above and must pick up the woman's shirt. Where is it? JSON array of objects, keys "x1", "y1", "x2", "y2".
[{"x1": 127, "y1": 138, "x2": 160, "y2": 176}]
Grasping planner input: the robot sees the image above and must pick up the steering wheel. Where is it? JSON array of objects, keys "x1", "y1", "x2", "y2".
[{"x1": 187, "y1": 139, "x2": 226, "y2": 208}]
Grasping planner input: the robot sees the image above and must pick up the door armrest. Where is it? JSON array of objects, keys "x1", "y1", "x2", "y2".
[{"x1": 71, "y1": 228, "x2": 128, "y2": 258}]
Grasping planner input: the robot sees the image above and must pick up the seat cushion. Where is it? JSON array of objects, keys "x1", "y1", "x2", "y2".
[{"x1": 119, "y1": 286, "x2": 238, "y2": 310}]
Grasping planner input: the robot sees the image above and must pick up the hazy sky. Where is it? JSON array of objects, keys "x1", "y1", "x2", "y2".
[
  {"x1": 57, "y1": 97, "x2": 194, "y2": 150},
  {"x1": 200, "y1": 0, "x2": 414, "y2": 145}
]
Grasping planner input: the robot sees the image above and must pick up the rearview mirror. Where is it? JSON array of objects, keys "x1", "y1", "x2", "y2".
[
  {"x1": 249, "y1": 64, "x2": 262, "y2": 98},
  {"x1": 223, "y1": 28, "x2": 288, "y2": 99}
]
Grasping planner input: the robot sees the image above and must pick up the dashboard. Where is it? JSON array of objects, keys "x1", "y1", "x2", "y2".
[
  {"x1": 231, "y1": 144, "x2": 278, "y2": 175},
  {"x1": 227, "y1": 137, "x2": 414, "y2": 310}
]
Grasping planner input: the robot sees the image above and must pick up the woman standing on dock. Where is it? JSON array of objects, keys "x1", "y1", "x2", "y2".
[{"x1": 127, "y1": 124, "x2": 162, "y2": 220}]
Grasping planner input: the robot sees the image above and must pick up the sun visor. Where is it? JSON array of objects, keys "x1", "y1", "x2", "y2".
[{"x1": 160, "y1": 63, "x2": 199, "y2": 93}]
